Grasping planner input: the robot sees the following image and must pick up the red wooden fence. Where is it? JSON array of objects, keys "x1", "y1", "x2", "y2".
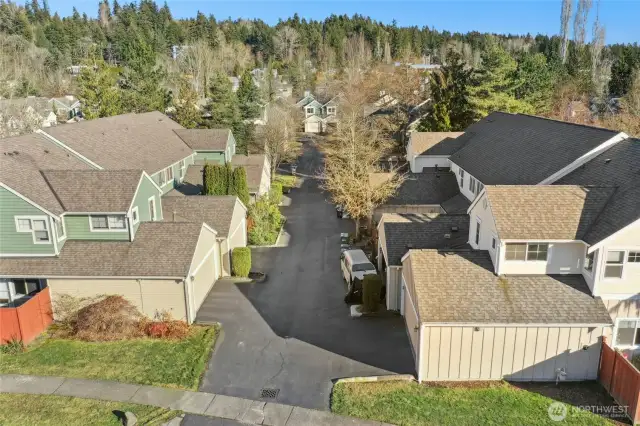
[
  {"x1": 599, "y1": 337, "x2": 640, "y2": 424},
  {"x1": 0, "y1": 287, "x2": 53, "y2": 344}
]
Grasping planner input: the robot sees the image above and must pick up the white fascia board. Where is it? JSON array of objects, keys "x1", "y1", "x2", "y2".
[
  {"x1": 36, "y1": 129, "x2": 104, "y2": 170},
  {"x1": 539, "y1": 132, "x2": 629, "y2": 185},
  {"x1": 0, "y1": 183, "x2": 61, "y2": 220}
]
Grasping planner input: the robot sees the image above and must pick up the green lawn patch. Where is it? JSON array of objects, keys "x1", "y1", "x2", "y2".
[
  {"x1": 0, "y1": 325, "x2": 219, "y2": 390},
  {"x1": 331, "y1": 381, "x2": 614, "y2": 426},
  {"x1": 274, "y1": 173, "x2": 298, "y2": 188},
  {"x1": 0, "y1": 393, "x2": 179, "y2": 426}
]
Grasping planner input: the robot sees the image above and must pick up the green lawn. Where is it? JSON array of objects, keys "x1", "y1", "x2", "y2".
[
  {"x1": 0, "y1": 393, "x2": 179, "y2": 426},
  {"x1": 0, "y1": 325, "x2": 218, "y2": 390},
  {"x1": 274, "y1": 173, "x2": 298, "y2": 188},
  {"x1": 331, "y1": 381, "x2": 614, "y2": 426}
]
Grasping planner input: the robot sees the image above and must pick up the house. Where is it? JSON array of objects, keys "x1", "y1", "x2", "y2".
[
  {"x1": 0, "y1": 113, "x2": 253, "y2": 333},
  {"x1": 296, "y1": 91, "x2": 339, "y2": 133},
  {"x1": 49, "y1": 96, "x2": 82, "y2": 121},
  {"x1": 174, "y1": 128, "x2": 236, "y2": 165},
  {"x1": 376, "y1": 112, "x2": 638, "y2": 383}
]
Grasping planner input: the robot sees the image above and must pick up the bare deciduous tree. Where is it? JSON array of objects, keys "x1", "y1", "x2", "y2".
[
  {"x1": 573, "y1": 0, "x2": 593, "y2": 46},
  {"x1": 590, "y1": 0, "x2": 609, "y2": 98},
  {"x1": 178, "y1": 39, "x2": 216, "y2": 98},
  {"x1": 252, "y1": 101, "x2": 302, "y2": 178},
  {"x1": 274, "y1": 26, "x2": 300, "y2": 63},
  {"x1": 560, "y1": 0, "x2": 573, "y2": 63},
  {"x1": 321, "y1": 83, "x2": 404, "y2": 238},
  {"x1": 0, "y1": 104, "x2": 43, "y2": 138}
]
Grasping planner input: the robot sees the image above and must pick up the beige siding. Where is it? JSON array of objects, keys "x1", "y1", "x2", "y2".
[
  {"x1": 189, "y1": 225, "x2": 218, "y2": 274},
  {"x1": 373, "y1": 205, "x2": 443, "y2": 223},
  {"x1": 192, "y1": 250, "x2": 216, "y2": 311},
  {"x1": 387, "y1": 267, "x2": 402, "y2": 311},
  {"x1": 220, "y1": 239, "x2": 231, "y2": 276},
  {"x1": 592, "y1": 222, "x2": 640, "y2": 296},
  {"x1": 418, "y1": 325, "x2": 609, "y2": 382},
  {"x1": 228, "y1": 201, "x2": 247, "y2": 250},
  {"x1": 602, "y1": 298, "x2": 640, "y2": 344},
  {"x1": 403, "y1": 283, "x2": 420, "y2": 365},
  {"x1": 48, "y1": 278, "x2": 186, "y2": 321}
]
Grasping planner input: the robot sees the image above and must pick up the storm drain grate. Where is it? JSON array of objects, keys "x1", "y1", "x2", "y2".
[{"x1": 260, "y1": 388, "x2": 280, "y2": 399}]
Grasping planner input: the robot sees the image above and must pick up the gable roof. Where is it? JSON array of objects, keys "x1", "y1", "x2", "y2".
[
  {"x1": 557, "y1": 138, "x2": 640, "y2": 246},
  {"x1": 42, "y1": 111, "x2": 192, "y2": 174},
  {"x1": 41, "y1": 170, "x2": 144, "y2": 212},
  {"x1": 0, "y1": 132, "x2": 92, "y2": 171},
  {"x1": 174, "y1": 129, "x2": 230, "y2": 151},
  {"x1": 405, "y1": 249, "x2": 612, "y2": 325},
  {"x1": 162, "y1": 195, "x2": 239, "y2": 237},
  {"x1": 380, "y1": 171, "x2": 461, "y2": 206},
  {"x1": 380, "y1": 214, "x2": 470, "y2": 265},
  {"x1": 231, "y1": 154, "x2": 267, "y2": 193},
  {"x1": 409, "y1": 132, "x2": 466, "y2": 157},
  {"x1": 0, "y1": 222, "x2": 205, "y2": 278},
  {"x1": 449, "y1": 112, "x2": 621, "y2": 185},
  {"x1": 484, "y1": 185, "x2": 614, "y2": 240}
]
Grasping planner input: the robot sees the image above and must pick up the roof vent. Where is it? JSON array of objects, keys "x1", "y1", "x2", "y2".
[
  {"x1": 406, "y1": 243, "x2": 414, "y2": 249},
  {"x1": 451, "y1": 226, "x2": 459, "y2": 232},
  {"x1": 444, "y1": 233, "x2": 451, "y2": 239},
  {"x1": 44, "y1": 149, "x2": 49, "y2": 154},
  {"x1": 604, "y1": 158, "x2": 611, "y2": 164}
]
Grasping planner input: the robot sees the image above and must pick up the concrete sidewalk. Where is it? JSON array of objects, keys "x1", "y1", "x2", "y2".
[{"x1": 0, "y1": 374, "x2": 391, "y2": 426}]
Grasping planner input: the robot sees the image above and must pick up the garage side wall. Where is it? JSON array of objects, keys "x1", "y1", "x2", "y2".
[
  {"x1": 47, "y1": 278, "x2": 186, "y2": 321},
  {"x1": 418, "y1": 325, "x2": 610, "y2": 382}
]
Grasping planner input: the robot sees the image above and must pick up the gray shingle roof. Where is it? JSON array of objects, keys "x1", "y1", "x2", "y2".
[
  {"x1": 441, "y1": 193, "x2": 471, "y2": 214},
  {"x1": 381, "y1": 214, "x2": 470, "y2": 265},
  {"x1": 0, "y1": 222, "x2": 204, "y2": 278},
  {"x1": 41, "y1": 170, "x2": 143, "y2": 212},
  {"x1": 557, "y1": 138, "x2": 640, "y2": 245},
  {"x1": 383, "y1": 171, "x2": 461, "y2": 205},
  {"x1": 231, "y1": 155, "x2": 267, "y2": 193},
  {"x1": 0, "y1": 133, "x2": 91, "y2": 170},
  {"x1": 405, "y1": 249, "x2": 612, "y2": 325},
  {"x1": 173, "y1": 129, "x2": 230, "y2": 151},
  {"x1": 409, "y1": 132, "x2": 466, "y2": 157},
  {"x1": 0, "y1": 156, "x2": 63, "y2": 215},
  {"x1": 42, "y1": 111, "x2": 192, "y2": 174},
  {"x1": 162, "y1": 195, "x2": 239, "y2": 237},
  {"x1": 449, "y1": 112, "x2": 620, "y2": 184},
  {"x1": 485, "y1": 185, "x2": 614, "y2": 240}
]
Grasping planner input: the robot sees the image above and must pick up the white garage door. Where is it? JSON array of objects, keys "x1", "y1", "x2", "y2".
[
  {"x1": 306, "y1": 121, "x2": 320, "y2": 133},
  {"x1": 192, "y1": 251, "x2": 218, "y2": 311}
]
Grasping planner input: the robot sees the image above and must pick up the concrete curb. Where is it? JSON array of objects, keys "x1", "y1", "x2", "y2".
[
  {"x1": 248, "y1": 218, "x2": 288, "y2": 249},
  {"x1": 336, "y1": 375, "x2": 416, "y2": 384},
  {"x1": 0, "y1": 374, "x2": 389, "y2": 426}
]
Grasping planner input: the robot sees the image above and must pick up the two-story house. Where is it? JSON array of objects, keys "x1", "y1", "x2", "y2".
[
  {"x1": 296, "y1": 91, "x2": 339, "y2": 133},
  {"x1": 376, "y1": 112, "x2": 638, "y2": 383},
  {"x1": 0, "y1": 114, "x2": 252, "y2": 341}
]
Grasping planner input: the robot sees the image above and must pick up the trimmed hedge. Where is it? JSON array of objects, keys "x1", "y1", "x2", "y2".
[
  {"x1": 230, "y1": 167, "x2": 251, "y2": 206},
  {"x1": 232, "y1": 247, "x2": 251, "y2": 277},
  {"x1": 362, "y1": 275, "x2": 382, "y2": 313},
  {"x1": 269, "y1": 182, "x2": 283, "y2": 205}
]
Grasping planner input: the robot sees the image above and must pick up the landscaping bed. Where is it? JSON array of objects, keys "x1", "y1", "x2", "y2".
[
  {"x1": 0, "y1": 325, "x2": 219, "y2": 390},
  {"x1": 331, "y1": 380, "x2": 617, "y2": 425},
  {"x1": 274, "y1": 173, "x2": 299, "y2": 189},
  {"x1": 0, "y1": 393, "x2": 179, "y2": 426}
]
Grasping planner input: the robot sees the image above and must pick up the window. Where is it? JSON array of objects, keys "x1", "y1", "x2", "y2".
[
  {"x1": 476, "y1": 182, "x2": 484, "y2": 195},
  {"x1": 459, "y1": 169, "x2": 465, "y2": 187},
  {"x1": 584, "y1": 251, "x2": 595, "y2": 272},
  {"x1": 158, "y1": 171, "x2": 166, "y2": 186},
  {"x1": 505, "y1": 243, "x2": 527, "y2": 260},
  {"x1": 55, "y1": 219, "x2": 65, "y2": 240},
  {"x1": 469, "y1": 177, "x2": 476, "y2": 193},
  {"x1": 615, "y1": 319, "x2": 640, "y2": 347},
  {"x1": 327, "y1": 106, "x2": 336, "y2": 115},
  {"x1": 475, "y1": 220, "x2": 481, "y2": 245},
  {"x1": 526, "y1": 243, "x2": 549, "y2": 261},
  {"x1": 179, "y1": 160, "x2": 185, "y2": 179},
  {"x1": 605, "y1": 251, "x2": 625, "y2": 278},
  {"x1": 15, "y1": 216, "x2": 51, "y2": 244},
  {"x1": 306, "y1": 107, "x2": 314, "y2": 114},
  {"x1": 167, "y1": 166, "x2": 174, "y2": 182},
  {"x1": 149, "y1": 198, "x2": 157, "y2": 221},
  {"x1": 629, "y1": 252, "x2": 640, "y2": 263},
  {"x1": 90, "y1": 215, "x2": 127, "y2": 231},
  {"x1": 491, "y1": 237, "x2": 496, "y2": 250},
  {"x1": 132, "y1": 207, "x2": 139, "y2": 225}
]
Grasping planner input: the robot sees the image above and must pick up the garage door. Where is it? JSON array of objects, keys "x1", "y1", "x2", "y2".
[
  {"x1": 306, "y1": 121, "x2": 320, "y2": 133},
  {"x1": 403, "y1": 284, "x2": 420, "y2": 365},
  {"x1": 192, "y1": 251, "x2": 218, "y2": 311}
]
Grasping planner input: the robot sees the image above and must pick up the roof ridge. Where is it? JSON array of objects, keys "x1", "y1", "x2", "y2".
[{"x1": 515, "y1": 113, "x2": 620, "y2": 133}]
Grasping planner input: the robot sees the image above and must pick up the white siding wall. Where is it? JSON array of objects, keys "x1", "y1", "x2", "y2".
[
  {"x1": 418, "y1": 325, "x2": 609, "y2": 382},
  {"x1": 497, "y1": 241, "x2": 586, "y2": 275},
  {"x1": 411, "y1": 156, "x2": 451, "y2": 173},
  {"x1": 468, "y1": 193, "x2": 499, "y2": 270},
  {"x1": 592, "y1": 222, "x2": 640, "y2": 297},
  {"x1": 450, "y1": 162, "x2": 480, "y2": 202}
]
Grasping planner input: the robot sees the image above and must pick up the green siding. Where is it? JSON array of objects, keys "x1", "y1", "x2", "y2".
[
  {"x1": 131, "y1": 173, "x2": 162, "y2": 236},
  {"x1": 64, "y1": 215, "x2": 130, "y2": 241},
  {"x1": 0, "y1": 187, "x2": 57, "y2": 255},
  {"x1": 195, "y1": 151, "x2": 225, "y2": 164},
  {"x1": 151, "y1": 155, "x2": 194, "y2": 194}
]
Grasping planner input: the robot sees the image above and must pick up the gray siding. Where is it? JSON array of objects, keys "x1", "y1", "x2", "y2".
[{"x1": 0, "y1": 187, "x2": 56, "y2": 256}]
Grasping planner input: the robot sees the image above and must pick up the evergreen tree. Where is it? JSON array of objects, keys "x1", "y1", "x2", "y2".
[
  {"x1": 77, "y1": 53, "x2": 123, "y2": 119},
  {"x1": 511, "y1": 52, "x2": 556, "y2": 113},
  {"x1": 230, "y1": 167, "x2": 251, "y2": 206},
  {"x1": 204, "y1": 71, "x2": 241, "y2": 128},
  {"x1": 237, "y1": 69, "x2": 260, "y2": 120},
  {"x1": 173, "y1": 77, "x2": 201, "y2": 128}
]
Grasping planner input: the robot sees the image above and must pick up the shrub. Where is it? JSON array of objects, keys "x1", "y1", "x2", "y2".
[
  {"x1": 232, "y1": 247, "x2": 252, "y2": 277},
  {"x1": 269, "y1": 182, "x2": 283, "y2": 205},
  {"x1": 73, "y1": 295, "x2": 144, "y2": 341},
  {"x1": 248, "y1": 197, "x2": 283, "y2": 245},
  {"x1": 230, "y1": 167, "x2": 250, "y2": 206},
  {"x1": 362, "y1": 275, "x2": 382, "y2": 313},
  {"x1": 140, "y1": 312, "x2": 190, "y2": 340},
  {"x1": 52, "y1": 294, "x2": 103, "y2": 332},
  {"x1": 203, "y1": 163, "x2": 229, "y2": 195}
]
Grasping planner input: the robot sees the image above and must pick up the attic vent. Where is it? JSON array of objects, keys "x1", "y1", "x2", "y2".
[
  {"x1": 406, "y1": 243, "x2": 414, "y2": 249},
  {"x1": 44, "y1": 149, "x2": 49, "y2": 154},
  {"x1": 604, "y1": 158, "x2": 611, "y2": 164},
  {"x1": 451, "y1": 226, "x2": 459, "y2": 232},
  {"x1": 444, "y1": 233, "x2": 451, "y2": 239}
]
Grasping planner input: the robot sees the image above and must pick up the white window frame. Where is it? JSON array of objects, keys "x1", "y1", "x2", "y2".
[
  {"x1": 504, "y1": 242, "x2": 549, "y2": 262},
  {"x1": 612, "y1": 318, "x2": 640, "y2": 349},
  {"x1": 603, "y1": 250, "x2": 626, "y2": 279},
  {"x1": 306, "y1": 107, "x2": 315, "y2": 114},
  {"x1": 167, "y1": 166, "x2": 174, "y2": 182},
  {"x1": 88, "y1": 215, "x2": 129, "y2": 232},
  {"x1": 148, "y1": 196, "x2": 157, "y2": 221},
  {"x1": 474, "y1": 218, "x2": 481, "y2": 246},
  {"x1": 158, "y1": 170, "x2": 166, "y2": 186},
  {"x1": 491, "y1": 235, "x2": 497, "y2": 251},
  {"x1": 179, "y1": 160, "x2": 186, "y2": 180},
  {"x1": 131, "y1": 206, "x2": 140, "y2": 225},
  {"x1": 14, "y1": 215, "x2": 52, "y2": 245},
  {"x1": 628, "y1": 252, "x2": 640, "y2": 263},
  {"x1": 526, "y1": 243, "x2": 549, "y2": 262},
  {"x1": 327, "y1": 106, "x2": 336, "y2": 115},
  {"x1": 55, "y1": 218, "x2": 66, "y2": 242},
  {"x1": 469, "y1": 176, "x2": 476, "y2": 193},
  {"x1": 584, "y1": 250, "x2": 596, "y2": 275}
]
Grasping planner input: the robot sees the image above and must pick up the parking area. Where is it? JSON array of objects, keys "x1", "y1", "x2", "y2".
[{"x1": 195, "y1": 141, "x2": 415, "y2": 411}]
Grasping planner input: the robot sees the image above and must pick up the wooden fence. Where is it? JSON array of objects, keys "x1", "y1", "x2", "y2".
[
  {"x1": 0, "y1": 287, "x2": 53, "y2": 344},
  {"x1": 599, "y1": 337, "x2": 640, "y2": 424}
]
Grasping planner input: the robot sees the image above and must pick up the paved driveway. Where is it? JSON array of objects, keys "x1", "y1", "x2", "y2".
[{"x1": 196, "y1": 141, "x2": 415, "y2": 411}]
